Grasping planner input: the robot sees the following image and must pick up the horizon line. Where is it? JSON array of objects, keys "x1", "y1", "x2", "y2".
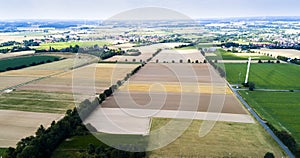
[{"x1": 1, "y1": 16, "x2": 300, "y2": 21}]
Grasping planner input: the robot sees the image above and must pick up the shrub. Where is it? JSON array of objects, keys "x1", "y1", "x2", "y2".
[
  {"x1": 264, "y1": 152, "x2": 275, "y2": 158},
  {"x1": 249, "y1": 82, "x2": 255, "y2": 91}
]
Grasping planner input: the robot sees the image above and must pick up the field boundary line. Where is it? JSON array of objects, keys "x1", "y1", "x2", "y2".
[{"x1": 227, "y1": 83, "x2": 295, "y2": 158}]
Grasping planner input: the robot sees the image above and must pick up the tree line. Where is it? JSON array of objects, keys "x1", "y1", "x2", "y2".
[
  {"x1": 3, "y1": 63, "x2": 146, "y2": 158},
  {"x1": 266, "y1": 123, "x2": 300, "y2": 157}
]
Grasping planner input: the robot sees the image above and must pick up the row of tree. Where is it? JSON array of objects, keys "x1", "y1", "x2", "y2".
[
  {"x1": 36, "y1": 45, "x2": 80, "y2": 53},
  {"x1": 277, "y1": 55, "x2": 300, "y2": 65},
  {"x1": 78, "y1": 64, "x2": 144, "y2": 120},
  {"x1": 266, "y1": 123, "x2": 300, "y2": 157},
  {"x1": 207, "y1": 60, "x2": 226, "y2": 78},
  {"x1": 0, "y1": 41, "x2": 20, "y2": 47},
  {"x1": 4, "y1": 63, "x2": 146, "y2": 158}
]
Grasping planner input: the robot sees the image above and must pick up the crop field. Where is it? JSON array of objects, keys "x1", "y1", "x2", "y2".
[
  {"x1": 105, "y1": 44, "x2": 164, "y2": 62},
  {"x1": 37, "y1": 40, "x2": 111, "y2": 50},
  {"x1": 119, "y1": 83, "x2": 233, "y2": 94},
  {"x1": 148, "y1": 118, "x2": 285, "y2": 157},
  {"x1": 0, "y1": 90, "x2": 75, "y2": 113},
  {"x1": 105, "y1": 43, "x2": 186, "y2": 62},
  {"x1": 0, "y1": 50, "x2": 35, "y2": 59},
  {"x1": 251, "y1": 48, "x2": 300, "y2": 59},
  {"x1": 87, "y1": 63, "x2": 252, "y2": 136},
  {"x1": 0, "y1": 109, "x2": 63, "y2": 147},
  {"x1": 222, "y1": 63, "x2": 300, "y2": 89},
  {"x1": 239, "y1": 91, "x2": 300, "y2": 145},
  {"x1": 101, "y1": 63, "x2": 245, "y2": 114},
  {"x1": 151, "y1": 49, "x2": 205, "y2": 63},
  {"x1": 0, "y1": 54, "x2": 98, "y2": 91},
  {"x1": 0, "y1": 55, "x2": 60, "y2": 72},
  {"x1": 20, "y1": 63, "x2": 139, "y2": 93},
  {"x1": 206, "y1": 49, "x2": 274, "y2": 60}
]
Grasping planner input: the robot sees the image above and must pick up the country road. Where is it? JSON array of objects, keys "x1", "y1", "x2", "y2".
[{"x1": 228, "y1": 83, "x2": 295, "y2": 158}]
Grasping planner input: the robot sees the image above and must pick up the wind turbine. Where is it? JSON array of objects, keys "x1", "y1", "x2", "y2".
[{"x1": 244, "y1": 57, "x2": 252, "y2": 84}]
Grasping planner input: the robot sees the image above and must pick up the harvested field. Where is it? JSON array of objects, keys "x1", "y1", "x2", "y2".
[
  {"x1": 0, "y1": 54, "x2": 98, "y2": 91},
  {"x1": 148, "y1": 118, "x2": 286, "y2": 157},
  {"x1": 252, "y1": 48, "x2": 300, "y2": 59},
  {"x1": 151, "y1": 49, "x2": 205, "y2": 63},
  {"x1": 87, "y1": 63, "x2": 249, "y2": 136},
  {"x1": 108, "y1": 43, "x2": 136, "y2": 50},
  {"x1": 101, "y1": 92, "x2": 245, "y2": 114},
  {"x1": 105, "y1": 43, "x2": 186, "y2": 62},
  {"x1": 20, "y1": 63, "x2": 139, "y2": 93},
  {"x1": 0, "y1": 51, "x2": 35, "y2": 59},
  {"x1": 119, "y1": 83, "x2": 232, "y2": 94},
  {"x1": 0, "y1": 110, "x2": 63, "y2": 147},
  {"x1": 0, "y1": 76, "x2": 37, "y2": 90},
  {"x1": 128, "y1": 63, "x2": 224, "y2": 83}
]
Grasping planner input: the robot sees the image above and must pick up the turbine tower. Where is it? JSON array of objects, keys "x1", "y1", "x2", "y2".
[{"x1": 244, "y1": 57, "x2": 251, "y2": 84}]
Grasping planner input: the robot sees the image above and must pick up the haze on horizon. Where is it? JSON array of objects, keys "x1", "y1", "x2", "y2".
[{"x1": 0, "y1": 0, "x2": 300, "y2": 20}]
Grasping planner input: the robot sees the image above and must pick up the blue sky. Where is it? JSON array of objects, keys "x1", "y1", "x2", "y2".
[{"x1": 0, "y1": 0, "x2": 299, "y2": 19}]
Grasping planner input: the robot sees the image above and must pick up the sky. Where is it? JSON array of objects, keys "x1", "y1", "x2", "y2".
[{"x1": 0, "y1": 0, "x2": 300, "y2": 20}]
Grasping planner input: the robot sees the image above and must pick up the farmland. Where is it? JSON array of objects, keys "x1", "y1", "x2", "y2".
[
  {"x1": 0, "y1": 55, "x2": 60, "y2": 72},
  {"x1": 0, "y1": 90, "x2": 74, "y2": 113},
  {"x1": 251, "y1": 48, "x2": 300, "y2": 59},
  {"x1": 0, "y1": 109, "x2": 63, "y2": 147},
  {"x1": 0, "y1": 50, "x2": 35, "y2": 59},
  {"x1": 105, "y1": 43, "x2": 185, "y2": 62},
  {"x1": 151, "y1": 49, "x2": 205, "y2": 63},
  {"x1": 148, "y1": 118, "x2": 286, "y2": 157},
  {"x1": 0, "y1": 54, "x2": 98, "y2": 91},
  {"x1": 20, "y1": 63, "x2": 139, "y2": 94},
  {"x1": 52, "y1": 134, "x2": 148, "y2": 158},
  {"x1": 206, "y1": 49, "x2": 274, "y2": 60},
  {"x1": 239, "y1": 91, "x2": 300, "y2": 145},
  {"x1": 51, "y1": 119, "x2": 288, "y2": 158},
  {"x1": 36, "y1": 40, "x2": 111, "y2": 50},
  {"x1": 86, "y1": 62, "x2": 253, "y2": 139},
  {"x1": 222, "y1": 63, "x2": 300, "y2": 89}
]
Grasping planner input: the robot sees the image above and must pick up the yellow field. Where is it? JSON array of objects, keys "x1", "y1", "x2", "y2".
[
  {"x1": 119, "y1": 83, "x2": 232, "y2": 94},
  {"x1": 20, "y1": 63, "x2": 140, "y2": 93},
  {"x1": 148, "y1": 118, "x2": 286, "y2": 157},
  {"x1": 0, "y1": 70, "x2": 64, "y2": 77},
  {"x1": 0, "y1": 53, "x2": 98, "y2": 91}
]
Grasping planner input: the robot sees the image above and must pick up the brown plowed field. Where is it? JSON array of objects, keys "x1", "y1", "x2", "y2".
[{"x1": 102, "y1": 92, "x2": 246, "y2": 114}]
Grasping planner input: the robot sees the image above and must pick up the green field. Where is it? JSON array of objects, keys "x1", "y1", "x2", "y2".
[
  {"x1": 51, "y1": 135, "x2": 104, "y2": 158},
  {"x1": 148, "y1": 118, "x2": 285, "y2": 157},
  {"x1": 222, "y1": 63, "x2": 300, "y2": 89},
  {"x1": 239, "y1": 91, "x2": 300, "y2": 145},
  {"x1": 206, "y1": 49, "x2": 274, "y2": 60},
  {"x1": 52, "y1": 134, "x2": 148, "y2": 158},
  {"x1": 0, "y1": 55, "x2": 60, "y2": 72},
  {"x1": 0, "y1": 148, "x2": 7, "y2": 157},
  {"x1": 37, "y1": 41, "x2": 111, "y2": 50},
  {"x1": 0, "y1": 90, "x2": 75, "y2": 113}
]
